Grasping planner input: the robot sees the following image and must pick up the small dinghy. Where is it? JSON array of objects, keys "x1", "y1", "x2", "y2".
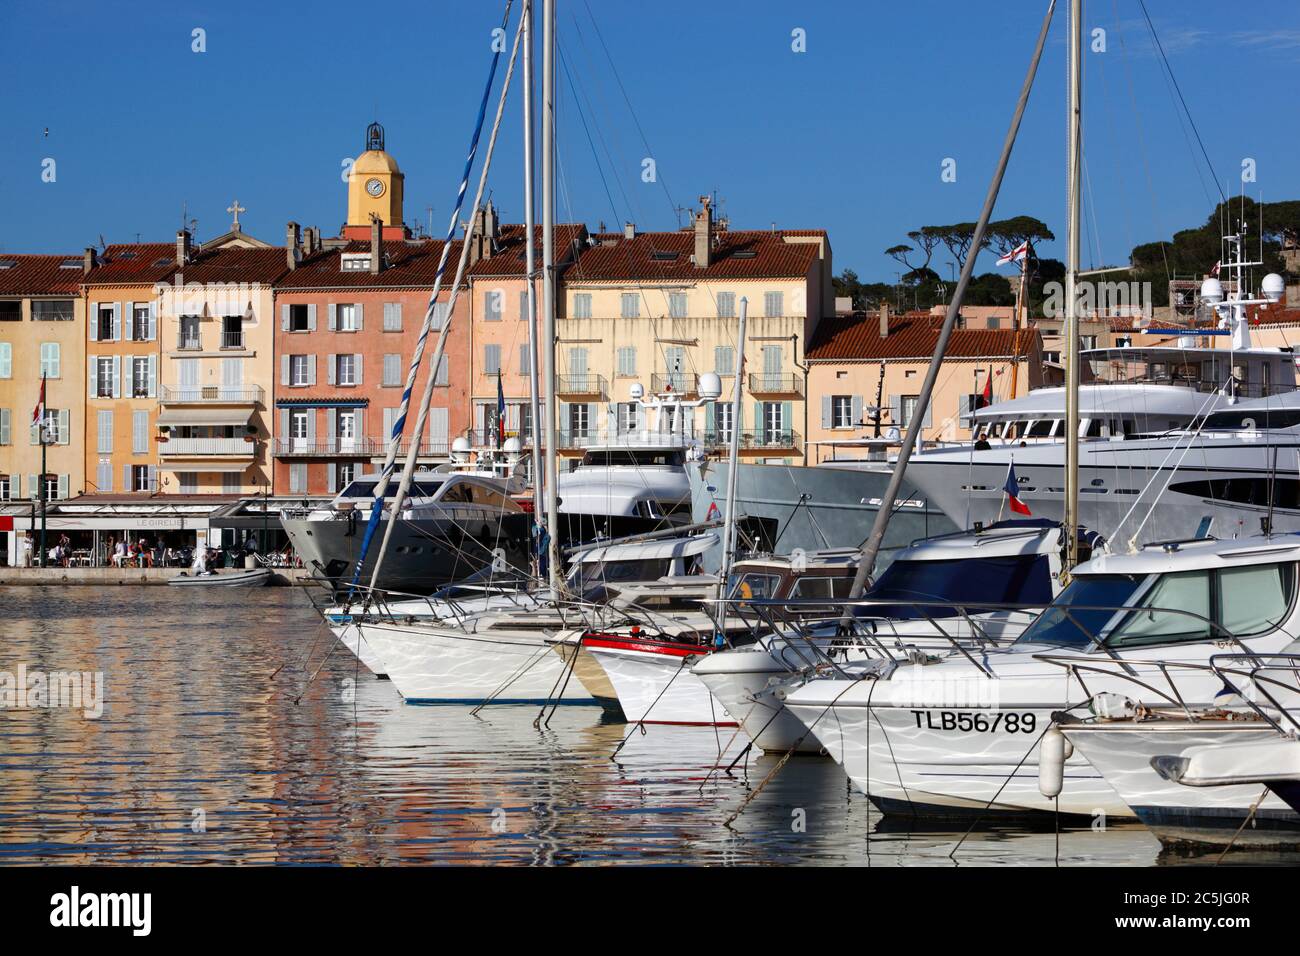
[{"x1": 168, "y1": 568, "x2": 273, "y2": 588}]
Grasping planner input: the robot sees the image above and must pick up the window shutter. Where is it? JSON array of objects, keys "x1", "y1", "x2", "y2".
[
  {"x1": 58, "y1": 474, "x2": 68, "y2": 500},
  {"x1": 124, "y1": 302, "x2": 136, "y2": 341},
  {"x1": 278, "y1": 409, "x2": 289, "y2": 452},
  {"x1": 327, "y1": 462, "x2": 337, "y2": 493},
  {"x1": 28, "y1": 475, "x2": 37, "y2": 497},
  {"x1": 923, "y1": 401, "x2": 932, "y2": 429},
  {"x1": 56, "y1": 409, "x2": 69, "y2": 446},
  {"x1": 782, "y1": 402, "x2": 793, "y2": 440},
  {"x1": 435, "y1": 355, "x2": 448, "y2": 386},
  {"x1": 113, "y1": 302, "x2": 122, "y2": 341},
  {"x1": 305, "y1": 409, "x2": 316, "y2": 444},
  {"x1": 705, "y1": 401, "x2": 715, "y2": 433},
  {"x1": 147, "y1": 354, "x2": 157, "y2": 397},
  {"x1": 97, "y1": 410, "x2": 113, "y2": 453},
  {"x1": 88, "y1": 358, "x2": 97, "y2": 399},
  {"x1": 111, "y1": 355, "x2": 121, "y2": 398},
  {"x1": 148, "y1": 301, "x2": 157, "y2": 340},
  {"x1": 326, "y1": 355, "x2": 336, "y2": 385},
  {"x1": 147, "y1": 465, "x2": 157, "y2": 492},
  {"x1": 959, "y1": 394, "x2": 971, "y2": 427},
  {"x1": 280, "y1": 354, "x2": 289, "y2": 386},
  {"x1": 89, "y1": 307, "x2": 98, "y2": 341},
  {"x1": 889, "y1": 395, "x2": 901, "y2": 427},
  {"x1": 307, "y1": 303, "x2": 317, "y2": 331},
  {"x1": 124, "y1": 463, "x2": 134, "y2": 492},
  {"x1": 327, "y1": 303, "x2": 337, "y2": 331},
  {"x1": 133, "y1": 410, "x2": 147, "y2": 454},
  {"x1": 754, "y1": 402, "x2": 763, "y2": 441},
  {"x1": 307, "y1": 355, "x2": 317, "y2": 386},
  {"x1": 821, "y1": 395, "x2": 832, "y2": 428},
  {"x1": 851, "y1": 395, "x2": 863, "y2": 425},
  {"x1": 432, "y1": 302, "x2": 448, "y2": 330},
  {"x1": 281, "y1": 304, "x2": 290, "y2": 331},
  {"x1": 325, "y1": 408, "x2": 337, "y2": 450},
  {"x1": 353, "y1": 354, "x2": 363, "y2": 385},
  {"x1": 355, "y1": 303, "x2": 364, "y2": 330},
  {"x1": 0, "y1": 407, "x2": 9, "y2": 446},
  {"x1": 355, "y1": 407, "x2": 366, "y2": 446},
  {"x1": 0, "y1": 343, "x2": 10, "y2": 378},
  {"x1": 519, "y1": 344, "x2": 530, "y2": 376}
]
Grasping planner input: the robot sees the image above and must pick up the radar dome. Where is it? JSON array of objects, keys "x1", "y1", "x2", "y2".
[
  {"x1": 1200, "y1": 277, "x2": 1224, "y2": 305},
  {"x1": 629, "y1": 382, "x2": 645, "y2": 400},
  {"x1": 502, "y1": 437, "x2": 522, "y2": 453},
  {"x1": 1262, "y1": 273, "x2": 1285, "y2": 303},
  {"x1": 698, "y1": 372, "x2": 722, "y2": 400}
]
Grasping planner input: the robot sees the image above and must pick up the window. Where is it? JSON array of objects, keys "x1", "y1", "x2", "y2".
[
  {"x1": 762, "y1": 402, "x2": 784, "y2": 441},
  {"x1": 0, "y1": 301, "x2": 20, "y2": 321},
  {"x1": 39, "y1": 342, "x2": 60, "y2": 379},
  {"x1": 0, "y1": 343, "x2": 10, "y2": 379},
  {"x1": 221, "y1": 314, "x2": 243, "y2": 349},
  {"x1": 132, "y1": 304, "x2": 150, "y2": 341},
  {"x1": 337, "y1": 304, "x2": 359, "y2": 331},
  {"x1": 382, "y1": 302, "x2": 402, "y2": 331},
  {"x1": 573, "y1": 293, "x2": 592, "y2": 319},
  {"x1": 617, "y1": 346, "x2": 637, "y2": 377},
  {"x1": 179, "y1": 314, "x2": 200, "y2": 349},
  {"x1": 717, "y1": 292, "x2": 736, "y2": 318},
  {"x1": 668, "y1": 291, "x2": 687, "y2": 318},
  {"x1": 0, "y1": 475, "x2": 10, "y2": 499},
  {"x1": 568, "y1": 403, "x2": 590, "y2": 437},
  {"x1": 43, "y1": 474, "x2": 60, "y2": 500},
  {"x1": 222, "y1": 472, "x2": 242, "y2": 494},
  {"x1": 715, "y1": 402, "x2": 734, "y2": 443},
  {"x1": 832, "y1": 395, "x2": 854, "y2": 429},
  {"x1": 618, "y1": 402, "x2": 639, "y2": 433},
  {"x1": 289, "y1": 409, "x2": 310, "y2": 446},
  {"x1": 383, "y1": 353, "x2": 402, "y2": 387},
  {"x1": 290, "y1": 355, "x2": 310, "y2": 386},
  {"x1": 1108, "y1": 571, "x2": 1213, "y2": 648},
  {"x1": 33, "y1": 300, "x2": 74, "y2": 322},
  {"x1": 132, "y1": 410, "x2": 149, "y2": 454},
  {"x1": 484, "y1": 343, "x2": 501, "y2": 375},
  {"x1": 96, "y1": 357, "x2": 115, "y2": 397},
  {"x1": 97, "y1": 409, "x2": 113, "y2": 453},
  {"x1": 431, "y1": 302, "x2": 449, "y2": 330},
  {"x1": 336, "y1": 410, "x2": 356, "y2": 451},
  {"x1": 131, "y1": 465, "x2": 152, "y2": 493},
  {"x1": 484, "y1": 290, "x2": 503, "y2": 322},
  {"x1": 620, "y1": 293, "x2": 640, "y2": 318},
  {"x1": 1219, "y1": 564, "x2": 1295, "y2": 638},
  {"x1": 336, "y1": 353, "x2": 356, "y2": 386},
  {"x1": 764, "y1": 291, "x2": 784, "y2": 317},
  {"x1": 289, "y1": 462, "x2": 307, "y2": 495},
  {"x1": 899, "y1": 395, "x2": 919, "y2": 427},
  {"x1": 0, "y1": 408, "x2": 9, "y2": 446},
  {"x1": 341, "y1": 254, "x2": 370, "y2": 271},
  {"x1": 337, "y1": 462, "x2": 357, "y2": 489},
  {"x1": 98, "y1": 306, "x2": 116, "y2": 341},
  {"x1": 33, "y1": 409, "x2": 65, "y2": 444},
  {"x1": 714, "y1": 346, "x2": 734, "y2": 375},
  {"x1": 178, "y1": 472, "x2": 198, "y2": 495},
  {"x1": 289, "y1": 304, "x2": 311, "y2": 332}
]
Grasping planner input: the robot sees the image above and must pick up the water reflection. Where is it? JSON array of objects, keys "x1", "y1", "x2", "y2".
[{"x1": 0, "y1": 588, "x2": 1275, "y2": 865}]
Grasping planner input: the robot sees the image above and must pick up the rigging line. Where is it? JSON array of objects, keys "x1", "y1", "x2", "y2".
[
  {"x1": 347, "y1": 0, "x2": 517, "y2": 598},
  {"x1": 1136, "y1": 0, "x2": 1226, "y2": 205}
]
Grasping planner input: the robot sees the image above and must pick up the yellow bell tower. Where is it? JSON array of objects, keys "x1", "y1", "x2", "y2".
[{"x1": 345, "y1": 122, "x2": 404, "y2": 236}]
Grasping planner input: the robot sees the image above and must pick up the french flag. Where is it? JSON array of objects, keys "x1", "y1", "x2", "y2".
[{"x1": 1004, "y1": 463, "x2": 1031, "y2": 515}]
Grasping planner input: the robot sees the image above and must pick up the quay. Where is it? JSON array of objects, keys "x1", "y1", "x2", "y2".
[{"x1": 0, "y1": 566, "x2": 315, "y2": 586}]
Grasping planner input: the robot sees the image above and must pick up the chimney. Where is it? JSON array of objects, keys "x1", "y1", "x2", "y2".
[
  {"x1": 82, "y1": 246, "x2": 97, "y2": 275},
  {"x1": 623, "y1": 222, "x2": 635, "y2": 240},
  {"x1": 285, "y1": 221, "x2": 301, "y2": 270},
  {"x1": 303, "y1": 226, "x2": 319, "y2": 257},
  {"x1": 370, "y1": 215, "x2": 383, "y2": 275},
  {"x1": 175, "y1": 229, "x2": 192, "y2": 267},
  {"x1": 693, "y1": 195, "x2": 713, "y2": 269},
  {"x1": 879, "y1": 303, "x2": 890, "y2": 338}
]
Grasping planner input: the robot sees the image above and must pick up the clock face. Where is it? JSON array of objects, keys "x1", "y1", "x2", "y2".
[{"x1": 365, "y1": 177, "x2": 385, "y2": 197}]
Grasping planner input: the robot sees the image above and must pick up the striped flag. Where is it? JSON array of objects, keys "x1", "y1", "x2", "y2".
[
  {"x1": 996, "y1": 241, "x2": 1030, "y2": 266},
  {"x1": 1004, "y1": 463, "x2": 1031, "y2": 516}
]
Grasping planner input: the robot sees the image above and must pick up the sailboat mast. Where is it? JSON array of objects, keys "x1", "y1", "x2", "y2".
[
  {"x1": 1063, "y1": 0, "x2": 1082, "y2": 570},
  {"x1": 716, "y1": 296, "x2": 749, "y2": 637},
  {"x1": 522, "y1": 0, "x2": 544, "y2": 541},
  {"x1": 541, "y1": 0, "x2": 562, "y2": 588}
]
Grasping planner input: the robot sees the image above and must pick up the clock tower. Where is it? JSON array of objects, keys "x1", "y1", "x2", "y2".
[{"x1": 344, "y1": 122, "x2": 406, "y2": 240}]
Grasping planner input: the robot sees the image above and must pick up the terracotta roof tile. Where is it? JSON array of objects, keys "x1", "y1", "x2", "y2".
[
  {"x1": 85, "y1": 243, "x2": 180, "y2": 285},
  {"x1": 567, "y1": 228, "x2": 825, "y2": 282},
  {"x1": 807, "y1": 311, "x2": 1040, "y2": 362},
  {"x1": 0, "y1": 254, "x2": 83, "y2": 296},
  {"x1": 468, "y1": 224, "x2": 586, "y2": 277},
  {"x1": 274, "y1": 239, "x2": 468, "y2": 290},
  {"x1": 177, "y1": 245, "x2": 290, "y2": 285}
]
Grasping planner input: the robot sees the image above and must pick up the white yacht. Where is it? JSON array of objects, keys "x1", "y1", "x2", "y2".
[{"x1": 780, "y1": 534, "x2": 1300, "y2": 819}]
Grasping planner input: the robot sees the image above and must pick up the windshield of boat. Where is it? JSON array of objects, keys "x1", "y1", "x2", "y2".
[
  {"x1": 581, "y1": 449, "x2": 685, "y2": 468},
  {"x1": 726, "y1": 571, "x2": 782, "y2": 600},
  {"x1": 338, "y1": 478, "x2": 444, "y2": 500},
  {"x1": 861, "y1": 555, "x2": 1053, "y2": 620},
  {"x1": 1012, "y1": 574, "x2": 1145, "y2": 648},
  {"x1": 434, "y1": 480, "x2": 521, "y2": 510},
  {"x1": 569, "y1": 557, "x2": 674, "y2": 591}
]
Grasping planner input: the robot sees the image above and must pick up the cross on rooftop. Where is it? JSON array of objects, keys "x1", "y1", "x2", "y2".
[{"x1": 227, "y1": 199, "x2": 246, "y2": 230}]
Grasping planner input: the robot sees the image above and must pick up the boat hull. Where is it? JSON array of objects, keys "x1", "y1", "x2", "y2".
[
  {"x1": 167, "y1": 568, "x2": 272, "y2": 587},
  {"x1": 583, "y1": 636, "x2": 735, "y2": 726}
]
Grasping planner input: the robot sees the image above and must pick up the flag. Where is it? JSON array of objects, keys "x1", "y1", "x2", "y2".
[
  {"x1": 495, "y1": 372, "x2": 506, "y2": 447},
  {"x1": 996, "y1": 241, "x2": 1029, "y2": 267},
  {"x1": 1211, "y1": 260, "x2": 1221, "y2": 277},
  {"x1": 32, "y1": 374, "x2": 45, "y2": 425},
  {"x1": 980, "y1": 369, "x2": 993, "y2": 406},
  {"x1": 706, "y1": 501, "x2": 721, "y2": 520},
  {"x1": 1004, "y1": 463, "x2": 1031, "y2": 515}
]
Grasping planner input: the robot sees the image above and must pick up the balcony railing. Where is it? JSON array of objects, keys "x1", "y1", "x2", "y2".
[
  {"x1": 160, "y1": 385, "x2": 263, "y2": 404},
  {"x1": 650, "y1": 372, "x2": 698, "y2": 395},
  {"x1": 178, "y1": 335, "x2": 202, "y2": 351},
  {"x1": 747, "y1": 372, "x2": 803, "y2": 396},
  {"x1": 158, "y1": 437, "x2": 255, "y2": 456},
  {"x1": 273, "y1": 438, "x2": 452, "y2": 458},
  {"x1": 702, "y1": 429, "x2": 801, "y2": 451},
  {"x1": 221, "y1": 330, "x2": 244, "y2": 349},
  {"x1": 555, "y1": 374, "x2": 607, "y2": 398}
]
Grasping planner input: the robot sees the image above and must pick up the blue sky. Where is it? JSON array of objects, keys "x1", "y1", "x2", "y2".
[{"x1": 2, "y1": 0, "x2": 1298, "y2": 282}]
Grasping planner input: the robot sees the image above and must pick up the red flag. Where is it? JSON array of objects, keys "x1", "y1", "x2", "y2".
[
  {"x1": 980, "y1": 370, "x2": 993, "y2": 405},
  {"x1": 32, "y1": 375, "x2": 46, "y2": 425}
]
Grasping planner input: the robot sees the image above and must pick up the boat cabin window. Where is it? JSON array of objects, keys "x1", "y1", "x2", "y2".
[
  {"x1": 1106, "y1": 570, "x2": 1213, "y2": 647},
  {"x1": 1024, "y1": 419, "x2": 1056, "y2": 438},
  {"x1": 436, "y1": 481, "x2": 518, "y2": 510},
  {"x1": 339, "y1": 478, "x2": 443, "y2": 500},
  {"x1": 788, "y1": 575, "x2": 854, "y2": 600},
  {"x1": 864, "y1": 554, "x2": 1053, "y2": 620},
  {"x1": 727, "y1": 572, "x2": 782, "y2": 600},
  {"x1": 581, "y1": 449, "x2": 686, "y2": 468},
  {"x1": 1014, "y1": 574, "x2": 1145, "y2": 648},
  {"x1": 1200, "y1": 407, "x2": 1300, "y2": 431},
  {"x1": 572, "y1": 557, "x2": 678, "y2": 590}
]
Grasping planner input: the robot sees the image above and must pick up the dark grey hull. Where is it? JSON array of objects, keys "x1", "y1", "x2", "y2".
[{"x1": 687, "y1": 459, "x2": 955, "y2": 571}]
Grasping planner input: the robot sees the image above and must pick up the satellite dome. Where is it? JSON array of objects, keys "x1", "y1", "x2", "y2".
[
  {"x1": 1262, "y1": 272, "x2": 1285, "y2": 303},
  {"x1": 629, "y1": 382, "x2": 645, "y2": 400},
  {"x1": 1200, "y1": 277, "x2": 1224, "y2": 305},
  {"x1": 698, "y1": 372, "x2": 722, "y2": 400}
]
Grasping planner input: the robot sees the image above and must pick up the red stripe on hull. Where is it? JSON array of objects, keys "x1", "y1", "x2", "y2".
[{"x1": 581, "y1": 635, "x2": 711, "y2": 658}]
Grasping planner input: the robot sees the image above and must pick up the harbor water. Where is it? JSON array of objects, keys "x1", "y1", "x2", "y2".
[{"x1": 0, "y1": 586, "x2": 1280, "y2": 866}]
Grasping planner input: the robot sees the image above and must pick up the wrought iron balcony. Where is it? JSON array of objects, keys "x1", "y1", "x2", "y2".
[
  {"x1": 701, "y1": 429, "x2": 800, "y2": 451},
  {"x1": 555, "y1": 374, "x2": 607, "y2": 398},
  {"x1": 747, "y1": 372, "x2": 802, "y2": 397},
  {"x1": 158, "y1": 437, "x2": 256, "y2": 456},
  {"x1": 273, "y1": 437, "x2": 451, "y2": 458},
  {"x1": 650, "y1": 372, "x2": 698, "y2": 396},
  {"x1": 160, "y1": 385, "x2": 263, "y2": 404}
]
